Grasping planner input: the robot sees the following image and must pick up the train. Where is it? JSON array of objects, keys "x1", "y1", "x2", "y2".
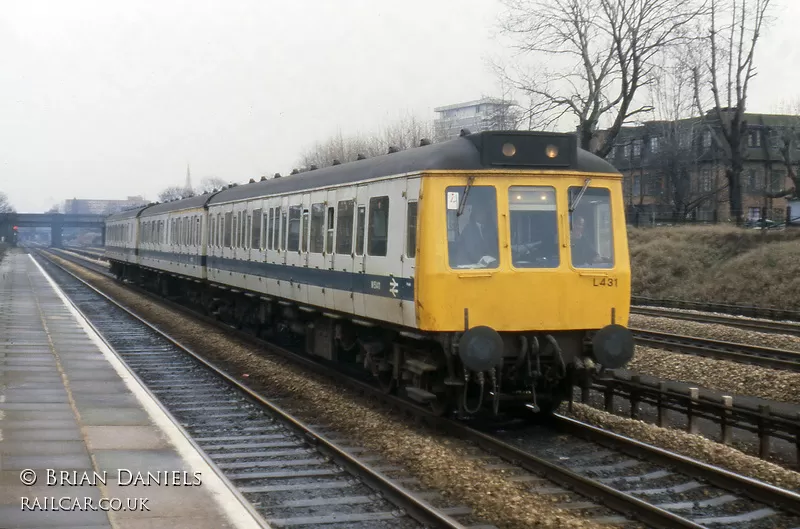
[{"x1": 104, "y1": 130, "x2": 635, "y2": 418}]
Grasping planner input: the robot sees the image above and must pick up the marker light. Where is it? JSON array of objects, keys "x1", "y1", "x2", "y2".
[
  {"x1": 502, "y1": 143, "x2": 516, "y2": 157},
  {"x1": 545, "y1": 145, "x2": 559, "y2": 158}
]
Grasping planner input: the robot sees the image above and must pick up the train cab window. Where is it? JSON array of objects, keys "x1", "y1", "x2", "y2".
[
  {"x1": 267, "y1": 209, "x2": 275, "y2": 250},
  {"x1": 446, "y1": 186, "x2": 499, "y2": 269},
  {"x1": 336, "y1": 200, "x2": 354, "y2": 255},
  {"x1": 224, "y1": 212, "x2": 233, "y2": 248},
  {"x1": 280, "y1": 208, "x2": 288, "y2": 251},
  {"x1": 508, "y1": 187, "x2": 559, "y2": 268},
  {"x1": 326, "y1": 207, "x2": 334, "y2": 253},
  {"x1": 568, "y1": 187, "x2": 614, "y2": 268},
  {"x1": 310, "y1": 203, "x2": 325, "y2": 253},
  {"x1": 287, "y1": 206, "x2": 301, "y2": 252},
  {"x1": 406, "y1": 202, "x2": 418, "y2": 258},
  {"x1": 301, "y1": 209, "x2": 309, "y2": 253},
  {"x1": 367, "y1": 196, "x2": 389, "y2": 257},
  {"x1": 355, "y1": 205, "x2": 366, "y2": 255}
]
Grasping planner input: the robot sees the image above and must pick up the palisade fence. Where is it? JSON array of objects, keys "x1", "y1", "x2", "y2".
[{"x1": 625, "y1": 205, "x2": 799, "y2": 228}]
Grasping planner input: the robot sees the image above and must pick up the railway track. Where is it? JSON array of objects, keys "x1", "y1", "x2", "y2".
[
  {"x1": 632, "y1": 296, "x2": 800, "y2": 324},
  {"x1": 35, "y1": 248, "x2": 800, "y2": 528},
  {"x1": 632, "y1": 306, "x2": 800, "y2": 337},
  {"x1": 630, "y1": 327, "x2": 800, "y2": 371},
  {"x1": 33, "y1": 251, "x2": 481, "y2": 529}
]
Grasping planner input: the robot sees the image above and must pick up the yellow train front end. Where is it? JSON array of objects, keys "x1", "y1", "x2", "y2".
[{"x1": 415, "y1": 132, "x2": 634, "y2": 413}]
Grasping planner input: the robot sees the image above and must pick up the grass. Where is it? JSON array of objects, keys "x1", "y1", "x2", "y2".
[{"x1": 629, "y1": 225, "x2": 800, "y2": 310}]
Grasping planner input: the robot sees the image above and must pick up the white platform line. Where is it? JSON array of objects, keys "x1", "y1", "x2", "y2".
[{"x1": 29, "y1": 254, "x2": 269, "y2": 529}]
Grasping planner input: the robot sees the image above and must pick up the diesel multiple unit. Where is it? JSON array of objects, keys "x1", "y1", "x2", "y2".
[{"x1": 105, "y1": 130, "x2": 635, "y2": 417}]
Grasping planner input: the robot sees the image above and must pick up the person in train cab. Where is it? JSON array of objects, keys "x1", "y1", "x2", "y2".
[
  {"x1": 457, "y1": 204, "x2": 499, "y2": 266},
  {"x1": 571, "y1": 215, "x2": 600, "y2": 265}
]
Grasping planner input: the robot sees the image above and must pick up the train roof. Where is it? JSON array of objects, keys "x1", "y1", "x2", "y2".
[
  {"x1": 138, "y1": 194, "x2": 217, "y2": 218},
  {"x1": 106, "y1": 205, "x2": 150, "y2": 222},
  {"x1": 209, "y1": 130, "x2": 620, "y2": 205}
]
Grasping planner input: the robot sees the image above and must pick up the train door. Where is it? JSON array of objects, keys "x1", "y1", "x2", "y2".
[
  {"x1": 333, "y1": 187, "x2": 357, "y2": 314},
  {"x1": 307, "y1": 189, "x2": 328, "y2": 308},
  {"x1": 401, "y1": 177, "x2": 420, "y2": 327},
  {"x1": 322, "y1": 189, "x2": 337, "y2": 310},
  {"x1": 352, "y1": 185, "x2": 369, "y2": 316},
  {"x1": 356, "y1": 179, "x2": 405, "y2": 325}
]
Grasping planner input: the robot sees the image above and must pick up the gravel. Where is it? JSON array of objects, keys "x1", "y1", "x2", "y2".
[
  {"x1": 54, "y1": 255, "x2": 609, "y2": 529},
  {"x1": 630, "y1": 312, "x2": 800, "y2": 352},
  {"x1": 563, "y1": 402, "x2": 800, "y2": 492},
  {"x1": 628, "y1": 346, "x2": 800, "y2": 404}
]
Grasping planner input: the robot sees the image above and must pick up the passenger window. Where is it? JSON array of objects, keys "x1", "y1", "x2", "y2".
[
  {"x1": 232, "y1": 215, "x2": 238, "y2": 248},
  {"x1": 280, "y1": 208, "x2": 288, "y2": 250},
  {"x1": 246, "y1": 214, "x2": 252, "y2": 249},
  {"x1": 406, "y1": 202, "x2": 418, "y2": 258},
  {"x1": 367, "y1": 196, "x2": 389, "y2": 256},
  {"x1": 336, "y1": 200, "x2": 354, "y2": 254},
  {"x1": 446, "y1": 186, "x2": 499, "y2": 269},
  {"x1": 196, "y1": 217, "x2": 201, "y2": 246},
  {"x1": 267, "y1": 209, "x2": 275, "y2": 250},
  {"x1": 355, "y1": 205, "x2": 366, "y2": 255},
  {"x1": 326, "y1": 207, "x2": 334, "y2": 253},
  {"x1": 224, "y1": 212, "x2": 233, "y2": 248},
  {"x1": 287, "y1": 206, "x2": 301, "y2": 252},
  {"x1": 310, "y1": 203, "x2": 325, "y2": 253},
  {"x1": 301, "y1": 209, "x2": 309, "y2": 253}
]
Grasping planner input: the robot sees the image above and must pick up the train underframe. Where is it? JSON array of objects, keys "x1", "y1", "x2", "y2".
[{"x1": 112, "y1": 261, "x2": 618, "y2": 419}]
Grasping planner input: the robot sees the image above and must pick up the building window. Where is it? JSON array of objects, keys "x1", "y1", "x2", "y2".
[
  {"x1": 703, "y1": 130, "x2": 712, "y2": 148},
  {"x1": 747, "y1": 129, "x2": 761, "y2": 148},
  {"x1": 748, "y1": 207, "x2": 761, "y2": 221},
  {"x1": 632, "y1": 141, "x2": 641, "y2": 157},
  {"x1": 650, "y1": 136, "x2": 660, "y2": 154},
  {"x1": 701, "y1": 170, "x2": 712, "y2": 192},
  {"x1": 747, "y1": 169, "x2": 760, "y2": 191},
  {"x1": 623, "y1": 144, "x2": 631, "y2": 158}
]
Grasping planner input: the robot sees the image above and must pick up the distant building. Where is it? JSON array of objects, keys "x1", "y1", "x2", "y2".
[
  {"x1": 598, "y1": 111, "x2": 800, "y2": 224},
  {"x1": 63, "y1": 196, "x2": 148, "y2": 216},
  {"x1": 434, "y1": 97, "x2": 517, "y2": 141}
]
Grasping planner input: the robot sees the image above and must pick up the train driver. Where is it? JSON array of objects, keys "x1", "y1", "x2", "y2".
[
  {"x1": 571, "y1": 215, "x2": 600, "y2": 265},
  {"x1": 457, "y1": 204, "x2": 499, "y2": 267}
]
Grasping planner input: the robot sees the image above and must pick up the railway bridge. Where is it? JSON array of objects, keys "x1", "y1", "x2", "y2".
[{"x1": 0, "y1": 212, "x2": 106, "y2": 247}]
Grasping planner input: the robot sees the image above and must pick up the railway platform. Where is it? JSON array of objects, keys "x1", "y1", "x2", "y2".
[{"x1": 0, "y1": 251, "x2": 266, "y2": 529}]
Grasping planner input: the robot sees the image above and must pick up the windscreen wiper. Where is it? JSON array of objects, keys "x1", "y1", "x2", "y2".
[
  {"x1": 456, "y1": 175, "x2": 476, "y2": 217},
  {"x1": 569, "y1": 178, "x2": 592, "y2": 213}
]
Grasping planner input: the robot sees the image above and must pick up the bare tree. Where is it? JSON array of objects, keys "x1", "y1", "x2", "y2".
[
  {"x1": 195, "y1": 177, "x2": 229, "y2": 194},
  {"x1": 296, "y1": 113, "x2": 435, "y2": 170},
  {"x1": 0, "y1": 192, "x2": 15, "y2": 214},
  {"x1": 692, "y1": 0, "x2": 772, "y2": 225},
  {"x1": 498, "y1": 0, "x2": 705, "y2": 157},
  {"x1": 158, "y1": 186, "x2": 195, "y2": 203}
]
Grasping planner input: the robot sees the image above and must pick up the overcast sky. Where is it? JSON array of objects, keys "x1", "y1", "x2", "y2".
[{"x1": 2, "y1": 0, "x2": 798, "y2": 213}]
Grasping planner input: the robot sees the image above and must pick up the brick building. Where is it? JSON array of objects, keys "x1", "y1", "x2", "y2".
[{"x1": 597, "y1": 111, "x2": 800, "y2": 224}]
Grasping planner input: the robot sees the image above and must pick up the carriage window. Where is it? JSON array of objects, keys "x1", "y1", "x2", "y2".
[
  {"x1": 508, "y1": 187, "x2": 559, "y2": 268},
  {"x1": 280, "y1": 208, "x2": 288, "y2": 250},
  {"x1": 196, "y1": 217, "x2": 201, "y2": 246},
  {"x1": 367, "y1": 196, "x2": 389, "y2": 256},
  {"x1": 302, "y1": 209, "x2": 309, "y2": 253},
  {"x1": 252, "y1": 209, "x2": 262, "y2": 249},
  {"x1": 262, "y1": 210, "x2": 269, "y2": 249},
  {"x1": 446, "y1": 186, "x2": 499, "y2": 269},
  {"x1": 326, "y1": 207, "x2": 334, "y2": 253},
  {"x1": 355, "y1": 205, "x2": 366, "y2": 255},
  {"x1": 246, "y1": 214, "x2": 252, "y2": 249},
  {"x1": 336, "y1": 200, "x2": 354, "y2": 254},
  {"x1": 231, "y1": 214, "x2": 238, "y2": 248},
  {"x1": 287, "y1": 206, "x2": 301, "y2": 251},
  {"x1": 238, "y1": 211, "x2": 245, "y2": 248},
  {"x1": 224, "y1": 212, "x2": 233, "y2": 248},
  {"x1": 406, "y1": 202, "x2": 417, "y2": 258},
  {"x1": 310, "y1": 203, "x2": 325, "y2": 253},
  {"x1": 267, "y1": 208, "x2": 275, "y2": 250},
  {"x1": 568, "y1": 186, "x2": 614, "y2": 268}
]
